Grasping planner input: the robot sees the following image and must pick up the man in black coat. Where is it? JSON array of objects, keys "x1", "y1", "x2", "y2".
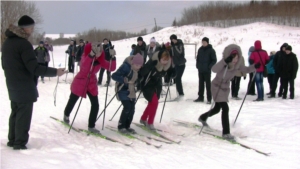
[
  {"x1": 268, "y1": 43, "x2": 288, "y2": 98},
  {"x1": 194, "y1": 37, "x2": 217, "y2": 104},
  {"x1": 170, "y1": 34, "x2": 187, "y2": 100},
  {"x1": 1, "y1": 15, "x2": 65, "y2": 150},
  {"x1": 279, "y1": 45, "x2": 298, "y2": 99},
  {"x1": 65, "y1": 40, "x2": 76, "y2": 73}
]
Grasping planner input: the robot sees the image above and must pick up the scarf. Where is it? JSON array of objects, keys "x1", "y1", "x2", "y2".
[{"x1": 127, "y1": 68, "x2": 138, "y2": 99}]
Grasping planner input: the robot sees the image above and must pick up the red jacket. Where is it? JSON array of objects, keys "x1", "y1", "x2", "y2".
[
  {"x1": 250, "y1": 41, "x2": 269, "y2": 73},
  {"x1": 71, "y1": 43, "x2": 116, "y2": 98}
]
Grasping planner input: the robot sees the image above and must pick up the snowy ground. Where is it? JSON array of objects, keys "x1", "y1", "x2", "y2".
[{"x1": 1, "y1": 22, "x2": 300, "y2": 169}]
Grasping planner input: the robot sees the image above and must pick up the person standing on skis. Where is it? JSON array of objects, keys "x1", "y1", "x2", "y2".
[
  {"x1": 111, "y1": 53, "x2": 144, "y2": 134},
  {"x1": 63, "y1": 43, "x2": 116, "y2": 133},
  {"x1": 139, "y1": 44, "x2": 175, "y2": 131},
  {"x1": 198, "y1": 44, "x2": 260, "y2": 140}
]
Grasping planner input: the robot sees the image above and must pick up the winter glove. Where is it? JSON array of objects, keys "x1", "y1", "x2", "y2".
[
  {"x1": 124, "y1": 77, "x2": 128, "y2": 84},
  {"x1": 225, "y1": 55, "x2": 234, "y2": 64},
  {"x1": 65, "y1": 50, "x2": 68, "y2": 54},
  {"x1": 254, "y1": 63, "x2": 261, "y2": 69}
]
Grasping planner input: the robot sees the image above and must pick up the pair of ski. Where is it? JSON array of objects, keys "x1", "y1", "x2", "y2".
[
  {"x1": 50, "y1": 116, "x2": 132, "y2": 146},
  {"x1": 173, "y1": 119, "x2": 271, "y2": 156}
]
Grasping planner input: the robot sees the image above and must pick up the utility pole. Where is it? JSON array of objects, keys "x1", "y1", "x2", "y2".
[{"x1": 154, "y1": 18, "x2": 157, "y2": 32}]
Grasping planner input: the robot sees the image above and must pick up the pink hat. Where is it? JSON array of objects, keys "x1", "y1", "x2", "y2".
[{"x1": 132, "y1": 53, "x2": 144, "y2": 66}]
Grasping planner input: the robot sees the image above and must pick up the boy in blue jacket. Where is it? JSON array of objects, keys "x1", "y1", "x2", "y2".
[{"x1": 111, "y1": 53, "x2": 144, "y2": 134}]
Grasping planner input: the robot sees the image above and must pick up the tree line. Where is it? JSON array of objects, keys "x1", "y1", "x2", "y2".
[{"x1": 174, "y1": 1, "x2": 300, "y2": 27}]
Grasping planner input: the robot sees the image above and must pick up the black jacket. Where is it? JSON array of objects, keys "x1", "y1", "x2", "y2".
[
  {"x1": 134, "y1": 41, "x2": 147, "y2": 63},
  {"x1": 196, "y1": 44, "x2": 217, "y2": 73},
  {"x1": 171, "y1": 39, "x2": 186, "y2": 66},
  {"x1": 66, "y1": 45, "x2": 76, "y2": 57},
  {"x1": 75, "y1": 44, "x2": 85, "y2": 62},
  {"x1": 139, "y1": 51, "x2": 174, "y2": 102},
  {"x1": 1, "y1": 25, "x2": 57, "y2": 103},
  {"x1": 279, "y1": 52, "x2": 298, "y2": 79}
]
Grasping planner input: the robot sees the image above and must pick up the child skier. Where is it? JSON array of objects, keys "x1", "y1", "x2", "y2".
[
  {"x1": 139, "y1": 45, "x2": 174, "y2": 130},
  {"x1": 63, "y1": 43, "x2": 116, "y2": 133},
  {"x1": 111, "y1": 53, "x2": 144, "y2": 134},
  {"x1": 198, "y1": 44, "x2": 260, "y2": 140}
]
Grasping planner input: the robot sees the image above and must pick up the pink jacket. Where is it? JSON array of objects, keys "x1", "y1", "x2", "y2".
[
  {"x1": 71, "y1": 43, "x2": 116, "y2": 98},
  {"x1": 250, "y1": 41, "x2": 269, "y2": 73}
]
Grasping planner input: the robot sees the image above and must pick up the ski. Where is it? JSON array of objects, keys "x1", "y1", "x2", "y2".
[
  {"x1": 203, "y1": 131, "x2": 271, "y2": 156},
  {"x1": 133, "y1": 123, "x2": 181, "y2": 144},
  {"x1": 78, "y1": 128, "x2": 133, "y2": 147},
  {"x1": 158, "y1": 99, "x2": 177, "y2": 103},
  {"x1": 50, "y1": 116, "x2": 80, "y2": 132},
  {"x1": 173, "y1": 119, "x2": 247, "y2": 138},
  {"x1": 106, "y1": 125, "x2": 162, "y2": 148}
]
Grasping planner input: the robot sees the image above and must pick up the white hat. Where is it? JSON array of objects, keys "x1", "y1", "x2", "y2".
[{"x1": 150, "y1": 37, "x2": 156, "y2": 43}]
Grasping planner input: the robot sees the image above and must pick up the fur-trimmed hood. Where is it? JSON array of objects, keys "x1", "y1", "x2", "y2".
[
  {"x1": 222, "y1": 44, "x2": 244, "y2": 70},
  {"x1": 151, "y1": 50, "x2": 171, "y2": 72},
  {"x1": 5, "y1": 24, "x2": 30, "y2": 39}
]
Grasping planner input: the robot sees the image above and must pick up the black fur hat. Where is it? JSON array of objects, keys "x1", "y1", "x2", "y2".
[{"x1": 170, "y1": 34, "x2": 177, "y2": 40}]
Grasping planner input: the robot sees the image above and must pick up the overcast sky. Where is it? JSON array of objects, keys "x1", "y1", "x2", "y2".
[{"x1": 34, "y1": 1, "x2": 204, "y2": 34}]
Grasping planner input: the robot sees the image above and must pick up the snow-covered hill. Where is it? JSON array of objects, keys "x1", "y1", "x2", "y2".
[{"x1": 1, "y1": 22, "x2": 300, "y2": 169}]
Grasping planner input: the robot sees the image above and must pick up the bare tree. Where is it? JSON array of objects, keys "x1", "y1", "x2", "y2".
[{"x1": 1, "y1": 1, "x2": 42, "y2": 46}]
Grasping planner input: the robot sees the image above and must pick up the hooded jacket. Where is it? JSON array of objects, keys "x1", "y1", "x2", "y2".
[
  {"x1": 139, "y1": 50, "x2": 173, "y2": 102},
  {"x1": 249, "y1": 41, "x2": 269, "y2": 73},
  {"x1": 211, "y1": 44, "x2": 255, "y2": 102},
  {"x1": 1, "y1": 25, "x2": 57, "y2": 103},
  {"x1": 71, "y1": 43, "x2": 116, "y2": 98},
  {"x1": 273, "y1": 43, "x2": 288, "y2": 74}
]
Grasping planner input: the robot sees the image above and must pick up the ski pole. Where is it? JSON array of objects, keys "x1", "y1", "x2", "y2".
[
  {"x1": 233, "y1": 71, "x2": 257, "y2": 126},
  {"x1": 102, "y1": 59, "x2": 112, "y2": 130},
  {"x1": 159, "y1": 73, "x2": 172, "y2": 123},
  {"x1": 109, "y1": 103, "x2": 122, "y2": 121},
  {"x1": 199, "y1": 65, "x2": 228, "y2": 135},
  {"x1": 96, "y1": 84, "x2": 124, "y2": 122},
  {"x1": 68, "y1": 57, "x2": 96, "y2": 134}
]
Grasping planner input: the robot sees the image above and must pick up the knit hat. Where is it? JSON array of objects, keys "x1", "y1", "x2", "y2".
[
  {"x1": 137, "y1": 37, "x2": 143, "y2": 42},
  {"x1": 150, "y1": 37, "x2": 156, "y2": 43},
  {"x1": 18, "y1": 15, "x2": 35, "y2": 28},
  {"x1": 170, "y1": 34, "x2": 177, "y2": 40},
  {"x1": 285, "y1": 45, "x2": 292, "y2": 51},
  {"x1": 165, "y1": 42, "x2": 171, "y2": 49},
  {"x1": 202, "y1": 37, "x2": 209, "y2": 44},
  {"x1": 39, "y1": 41, "x2": 44, "y2": 44},
  {"x1": 132, "y1": 53, "x2": 144, "y2": 66}
]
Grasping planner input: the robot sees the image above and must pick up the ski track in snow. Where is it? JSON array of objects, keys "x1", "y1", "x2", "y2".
[{"x1": 1, "y1": 22, "x2": 300, "y2": 169}]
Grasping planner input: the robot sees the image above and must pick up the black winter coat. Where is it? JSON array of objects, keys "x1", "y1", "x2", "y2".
[
  {"x1": 139, "y1": 51, "x2": 174, "y2": 102},
  {"x1": 196, "y1": 44, "x2": 217, "y2": 73},
  {"x1": 134, "y1": 41, "x2": 147, "y2": 63},
  {"x1": 171, "y1": 39, "x2": 186, "y2": 66},
  {"x1": 279, "y1": 52, "x2": 298, "y2": 79},
  {"x1": 1, "y1": 25, "x2": 57, "y2": 103},
  {"x1": 75, "y1": 44, "x2": 85, "y2": 62}
]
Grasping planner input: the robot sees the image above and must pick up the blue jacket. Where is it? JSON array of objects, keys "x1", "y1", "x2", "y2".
[
  {"x1": 266, "y1": 55, "x2": 275, "y2": 74},
  {"x1": 111, "y1": 56, "x2": 135, "y2": 101}
]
